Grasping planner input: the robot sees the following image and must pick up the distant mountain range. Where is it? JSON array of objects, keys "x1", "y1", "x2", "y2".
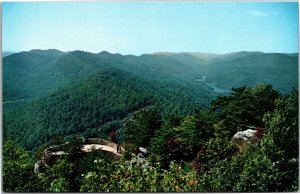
[
  {"x1": 155, "y1": 51, "x2": 298, "y2": 91},
  {"x1": 2, "y1": 49, "x2": 298, "y2": 149},
  {"x1": 3, "y1": 49, "x2": 298, "y2": 102}
]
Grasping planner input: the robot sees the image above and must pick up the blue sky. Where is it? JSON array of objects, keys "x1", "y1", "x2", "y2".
[{"x1": 2, "y1": 2, "x2": 298, "y2": 55}]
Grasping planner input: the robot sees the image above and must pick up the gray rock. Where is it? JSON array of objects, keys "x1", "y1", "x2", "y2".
[
  {"x1": 34, "y1": 162, "x2": 40, "y2": 173},
  {"x1": 233, "y1": 129, "x2": 256, "y2": 142},
  {"x1": 137, "y1": 153, "x2": 145, "y2": 159},
  {"x1": 139, "y1": 147, "x2": 148, "y2": 154}
]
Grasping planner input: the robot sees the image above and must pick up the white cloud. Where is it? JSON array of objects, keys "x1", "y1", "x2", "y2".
[{"x1": 246, "y1": 10, "x2": 269, "y2": 17}]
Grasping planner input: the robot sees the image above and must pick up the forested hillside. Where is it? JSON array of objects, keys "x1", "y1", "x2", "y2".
[
  {"x1": 2, "y1": 49, "x2": 298, "y2": 192},
  {"x1": 3, "y1": 50, "x2": 298, "y2": 103},
  {"x1": 3, "y1": 85, "x2": 298, "y2": 192},
  {"x1": 4, "y1": 69, "x2": 211, "y2": 150},
  {"x1": 3, "y1": 49, "x2": 201, "y2": 102},
  {"x1": 158, "y1": 51, "x2": 298, "y2": 93}
]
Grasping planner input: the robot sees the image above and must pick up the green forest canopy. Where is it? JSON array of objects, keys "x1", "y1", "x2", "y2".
[
  {"x1": 3, "y1": 84, "x2": 298, "y2": 192},
  {"x1": 2, "y1": 49, "x2": 298, "y2": 192}
]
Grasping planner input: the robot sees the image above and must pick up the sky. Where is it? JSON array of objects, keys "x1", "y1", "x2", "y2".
[{"x1": 2, "y1": 2, "x2": 299, "y2": 55}]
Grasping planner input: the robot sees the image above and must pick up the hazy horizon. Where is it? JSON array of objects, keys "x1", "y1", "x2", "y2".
[{"x1": 2, "y1": 48, "x2": 298, "y2": 57}]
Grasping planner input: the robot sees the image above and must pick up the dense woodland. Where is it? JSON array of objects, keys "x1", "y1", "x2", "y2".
[{"x1": 2, "y1": 49, "x2": 299, "y2": 192}]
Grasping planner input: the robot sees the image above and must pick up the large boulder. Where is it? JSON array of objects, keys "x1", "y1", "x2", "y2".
[
  {"x1": 233, "y1": 129, "x2": 257, "y2": 142},
  {"x1": 232, "y1": 127, "x2": 266, "y2": 153}
]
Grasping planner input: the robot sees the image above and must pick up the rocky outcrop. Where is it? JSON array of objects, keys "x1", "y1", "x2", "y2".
[
  {"x1": 233, "y1": 129, "x2": 257, "y2": 142},
  {"x1": 232, "y1": 126, "x2": 266, "y2": 153},
  {"x1": 233, "y1": 127, "x2": 265, "y2": 143}
]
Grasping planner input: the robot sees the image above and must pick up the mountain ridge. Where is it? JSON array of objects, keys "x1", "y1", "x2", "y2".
[
  {"x1": 3, "y1": 49, "x2": 298, "y2": 103},
  {"x1": 4, "y1": 49, "x2": 298, "y2": 58}
]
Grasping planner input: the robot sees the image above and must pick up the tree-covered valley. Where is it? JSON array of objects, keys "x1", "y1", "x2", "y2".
[{"x1": 2, "y1": 49, "x2": 299, "y2": 192}]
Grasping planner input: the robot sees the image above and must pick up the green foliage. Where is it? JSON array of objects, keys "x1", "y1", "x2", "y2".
[
  {"x1": 124, "y1": 106, "x2": 162, "y2": 147},
  {"x1": 261, "y1": 89, "x2": 299, "y2": 191},
  {"x1": 37, "y1": 158, "x2": 73, "y2": 192},
  {"x1": 211, "y1": 84, "x2": 280, "y2": 135},
  {"x1": 4, "y1": 68, "x2": 210, "y2": 150},
  {"x1": 49, "y1": 178, "x2": 70, "y2": 192},
  {"x1": 121, "y1": 142, "x2": 136, "y2": 161},
  {"x1": 198, "y1": 137, "x2": 236, "y2": 173},
  {"x1": 3, "y1": 49, "x2": 213, "y2": 103},
  {"x1": 36, "y1": 150, "x2": 115, "y2": 192},
  {"x1": 262, "y1": 89, "x2": 298, "y2": 160},
  {"x1": 150, "y1": 111, "x2": 214, "y2": 164},
  {"x1": 233, "y1": 150, "x2": 281, "y2": 192},
  {"x1": 62, "y1": 136, "x2": 84, "y2": 156},
  {"x1": 2, "y1": 53, "x2": 298, "y2": 194},
  {"x1": 200, "y1": 146, "x2": 281, "y2": 192},
  {"x1": 80, "y1": 159, "x2": 199, "y2": 192},
  {"x1": 3, "y1": 49, "x2": 66, "y2": 101},
  {"x1": 200, "y1": 156, "x2": 241, "y2": 192},
  {"x1": 159, "y1": 161, "x2": 200, "y2": 192},
  {"x1": 3, "y1": 140, "x2": 38, "y2": 192},
  {"x1": 199, "y1": 89, "x2": 298, "y2": 192},
  {"x1": 203, "y1": 52, "x2": 298, "y2": 93}
]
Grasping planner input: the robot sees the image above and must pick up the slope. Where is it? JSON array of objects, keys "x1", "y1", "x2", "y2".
[
  {"x1": 3, "y1": 49, "x2": 201, "y2": 103},
  {"x1": 205, "y1": 53, "x2": 298, "y2": 93},
  {"x1": 3, "y1": 68, "x2": 211, "y2": 150},
  {"x1": 159, "y1": 51, "x2": 298, "y2": 93}
]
